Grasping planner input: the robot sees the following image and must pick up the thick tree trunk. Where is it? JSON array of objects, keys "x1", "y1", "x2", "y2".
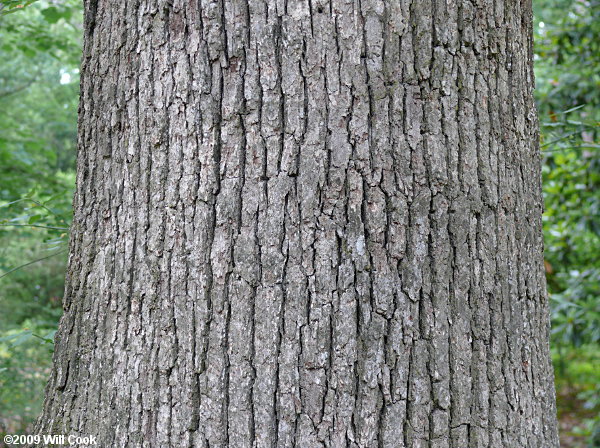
[{"x1": 37, "y1": 0, "x2": 559, "y2": 446}]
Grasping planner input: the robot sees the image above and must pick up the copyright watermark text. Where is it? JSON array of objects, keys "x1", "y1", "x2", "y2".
[{"x1": 4, "y1": 434, "x2": 97, "y2": 446}]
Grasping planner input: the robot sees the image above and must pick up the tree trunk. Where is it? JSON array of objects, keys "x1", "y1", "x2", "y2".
[{"x1": 37, "y1": 0, "x2": 559, "y2": 446}]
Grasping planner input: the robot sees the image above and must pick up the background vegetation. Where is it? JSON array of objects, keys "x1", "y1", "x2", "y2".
[
  {"x1": 0, "y1": 0, "x2": 598, "y2": 446},
  {"x1": 534, "y1": 1, "x2": 600, "y2": 446}
]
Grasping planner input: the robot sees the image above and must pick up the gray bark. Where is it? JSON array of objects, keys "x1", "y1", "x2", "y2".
[{"x1": 37, "y1": 0, "x2": 559, "y2": 446}]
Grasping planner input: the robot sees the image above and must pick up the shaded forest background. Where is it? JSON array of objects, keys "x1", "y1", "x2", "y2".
[{"x1": 0, "y1": 0, "x2": 597, "y2": 446}]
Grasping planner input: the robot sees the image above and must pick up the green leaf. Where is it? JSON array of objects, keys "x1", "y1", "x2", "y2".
[
  {"x1": 0, "y1": 330, "x2": 32, "y2": 347},
  {"x1": 41, "y1": 6, "x2": 62, "y2": 23}
]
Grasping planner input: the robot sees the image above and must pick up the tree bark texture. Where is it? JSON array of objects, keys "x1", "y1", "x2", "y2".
[{"x1": 37, "y1": 0, "x2": 559, "y2": 446}]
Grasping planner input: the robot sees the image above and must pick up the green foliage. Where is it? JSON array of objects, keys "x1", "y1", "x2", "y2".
[
  {"x1": 0, "y1": 245, "x2": 66, "y2": 433},
  {"x1": 0, "y1": 324, "x2": 58, "y2": 434},
  {"x1": 553, "y1": 345, "x2": 600, "y2": 448},
  {"x1": 534, "y1": 0, "x2": 600, "y2": 116},
  {"x1": 0, "y1": 0, "x2": 39, "y2": 16},
  {"x1": 0, "y1": 0, "x2": 80, "y2": 253},
  {"x1": 0, "y1": 0, "x2": 80, "y2": 435},
  {"x1": 535, "y1": 0, "x2": 600, "y2": 353},
  {"x1": 534, "y1": 0, "x2": 600, "y2": 444}
]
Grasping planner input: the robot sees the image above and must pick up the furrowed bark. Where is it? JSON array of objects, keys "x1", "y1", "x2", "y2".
[{"x1": 36, "y1": 0, "x2": 559, "y2": 446}]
